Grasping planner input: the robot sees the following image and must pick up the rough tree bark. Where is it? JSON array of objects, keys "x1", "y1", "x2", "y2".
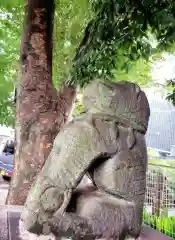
[{"x1": 6, "y1": 0, "x2": 76, "y2": 205}]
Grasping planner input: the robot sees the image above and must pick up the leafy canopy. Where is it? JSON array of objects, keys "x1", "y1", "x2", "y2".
[
  {"x1": 0, "y1": 0, "x2": 175, "y2": 126},
  {"x1": 0, "y1": 6, "x2": 23, "y2": 126}
]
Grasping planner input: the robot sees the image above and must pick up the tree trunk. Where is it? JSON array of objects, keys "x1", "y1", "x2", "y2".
[{"x1": 6, "y1": 0, "x2": 76, "y2": 205}]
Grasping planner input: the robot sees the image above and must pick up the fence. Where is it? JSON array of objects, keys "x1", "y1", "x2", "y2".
[{"x1": 143, "y1": 162, "x2": 175, "y2": 238}]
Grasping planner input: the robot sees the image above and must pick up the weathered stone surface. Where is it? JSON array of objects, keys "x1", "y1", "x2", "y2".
[
  {"x1": 0, "y1": 206, "x2": 8, "y2": 240},
  {"x1": 0, "y1": 205, "x2": 173, "y2": 239},
  {"x1": 20, "y1": 80, "x2": 151, "y2": 239},
  {"x1": 1, "y1": 81, "x2": 171, "y2": 239},
  {"x1": 0, "y1": 205, "x2": 55, "y2": 240}
]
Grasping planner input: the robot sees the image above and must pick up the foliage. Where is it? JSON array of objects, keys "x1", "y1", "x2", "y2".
[
  {"x1": 53, "y1": 0, "x2": 92, "y2": 87},
  {"x1": 0, "y1": 99, "x2": 15, "y2": 126},
  {"x1": 143, "y1": 209, "x2": 175, "y2": 238},
  {"x1": 0, "y1": 0, "x2": 22, "y2": 8},
  {"x1": 1, "y1": 0, "x2": 175, "y2": 125},
  {"x1": 113, "y1": 51, "x2": 152, "y2": 86},
  {"x1": 0, "y1": 7, "x2": 23, "y2": 126},
  {"x1": 66, "y1": 0, "x2": 175, "y2": 87},
  {"x1": 67, "y1": 0, "x2": 153, "y2": 86},
  {"x1": 53, "y1": 0, "x2": 155, "y2": 88},
  {"x1": 72, "y1": 102, "x2": 85, "y2": 117},
  {"x1": 166, "y1": 80, "x2": 175, "y2": 105}
]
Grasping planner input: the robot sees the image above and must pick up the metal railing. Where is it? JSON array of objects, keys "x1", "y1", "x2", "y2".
[{"x1": 143, "y1": 162, "x2": 175, "y2": 238}]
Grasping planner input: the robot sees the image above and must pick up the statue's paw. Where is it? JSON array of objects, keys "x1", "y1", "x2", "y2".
[
  {"x1": 20, "y1": 207, "x2": 41, "y2": 234},
  {"x1": 20, "y1": 206, "x2": 52, "y2": 235},
  {"x1": 46, "y1": 215, "x2": 70, "y2": 237}
]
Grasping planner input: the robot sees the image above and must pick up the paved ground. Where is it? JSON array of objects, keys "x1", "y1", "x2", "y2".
[{"x1": 0, "y1": 175, "x2": 9, "y2": 205}]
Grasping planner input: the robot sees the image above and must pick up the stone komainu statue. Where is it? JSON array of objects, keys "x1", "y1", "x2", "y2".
[{"x1": 21, "y1": 79, "x2": 150, "y2": 239}]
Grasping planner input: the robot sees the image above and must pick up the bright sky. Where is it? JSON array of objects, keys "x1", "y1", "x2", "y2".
[{"x1": 151, "y1": 53, "x2": 175, "y2": 84}]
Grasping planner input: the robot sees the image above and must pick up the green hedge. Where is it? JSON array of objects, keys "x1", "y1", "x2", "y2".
[{"x1": 143, "y1": 209, "x2": 175, "y2": 238}]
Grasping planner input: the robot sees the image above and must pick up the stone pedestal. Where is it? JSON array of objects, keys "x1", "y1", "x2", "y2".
[
  {"x1": 0, "y1": 205, "x2": 55, "y2": 240},
  {"x1": 0, "y1": 205, "x2": 173, "y2": 240}
]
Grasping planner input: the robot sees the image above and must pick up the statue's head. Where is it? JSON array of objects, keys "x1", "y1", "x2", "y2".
[{"x1": 83, "y1": 79, "x2": 150, "y2": 133}]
